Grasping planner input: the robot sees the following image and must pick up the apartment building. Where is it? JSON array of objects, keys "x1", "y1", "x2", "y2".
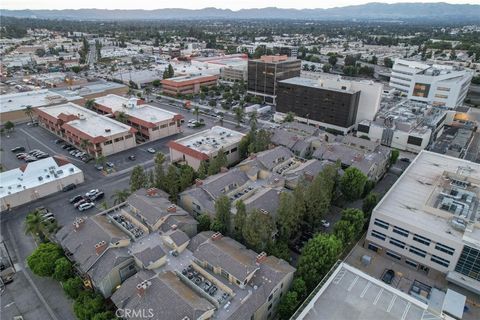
[
  {"x1": 35, "y1": 102, "x2": 136, "y2": 157},
  {"x1": 390, "y1": 58, "x2": 473, "y2": 109},
  {"x1": 247, "y1": 55, "x2": 301, "y2": 104},
  {"x1": 161, "y1": 74, "x2": 218, "y2": 96},
  {"x1": 168, "y1": 126, "x2": 245, "y2": 170},
  {"x1": 93, "y1": 94, "x2": 183, "y2": 142},
  {"x1": 366, "y1": 151, "x2": 480, "y2": 294}
]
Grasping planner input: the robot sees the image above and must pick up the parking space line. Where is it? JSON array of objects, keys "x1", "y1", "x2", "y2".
[
  {"x1": 360, "y1": 282, "x2": 371, "y2": 298},
  {"x1": 402, "y1": 302, "x2": 411, "y2": 320},
  {"x1": 333, "y1": 269, "x2": 346, "y2": 284},
  {"x1": 387, "y1": 295, "x2": 397, "y2": 312},
  {"x1": 347, "y1": 276, "x2": 359, "y2": 292},
  {"x1": 373, "y1": 288, "x2": 383, "y2": 305}
]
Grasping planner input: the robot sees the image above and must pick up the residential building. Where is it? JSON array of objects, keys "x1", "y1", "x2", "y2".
[
  {"x1": 247, "y1": 55, "x2": 301, "y2": 104},
  {"x1": 293, "y1": 262, "x2": 465, "y2": 320},
  {"x1": 390, "y1": 58, "x2": 473, "y2": 109},
  {"x1": 161, "y1": 74, "x2": 218, "y2": 96},
  {"x1": 357, "y1": 98, "x2": 447, "y2": 153},
  {"x1": 35, "y1": 102, "x2": 137, "y2": 157},
  {"x1": 276, "y1": 75, "x2": 382, "y2": 134},
  {"x1": 366, "y1": 151, "x2": 480, "y2": 295},
  {"x1": 93, "y1": 94, "x2": 183, "y2": 142},
  {"x1": 168, "y1": 126, "x2": 245, "y2": 171},
  {"x1": 0, "y1": 156, "x2": 84, "y2": 211}
]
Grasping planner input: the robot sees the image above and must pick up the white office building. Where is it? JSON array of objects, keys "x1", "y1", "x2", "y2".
[
  {"x1": 366, "y1": 151, "x2": 480, "y2": 295},
  {"x1": 390, "y1": 59, "x2": 473, "y2": 109}
]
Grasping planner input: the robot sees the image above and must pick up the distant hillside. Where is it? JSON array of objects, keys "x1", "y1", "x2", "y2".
[{"x1": 1, "y1": 3, "x2": 479, "y2": 21}]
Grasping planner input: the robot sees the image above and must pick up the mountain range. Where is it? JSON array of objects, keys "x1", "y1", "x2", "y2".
[{"x1": 1, "y1": 2, "x2": 479, "y2": 21}]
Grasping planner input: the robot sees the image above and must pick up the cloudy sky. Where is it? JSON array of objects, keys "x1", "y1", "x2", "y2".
[{"x1": 1, "y1": 0, "x2": 475, "y2": 10}]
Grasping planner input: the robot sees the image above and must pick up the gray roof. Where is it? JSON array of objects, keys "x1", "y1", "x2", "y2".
[
  {"x1": 254, "y1": 146, "x2": 294, "y2": 171},
  {"x1": 243, "y1": 188, "x2": 281, "y2": 216},
  {"x1": 89, "y1": 248, "x2": 132, "y2": 284},
  {"x1": 112, "y1": 270, "x2": 215, "y2": 320},
  {"x1": 166, "y1": 229, "x2": 190, "y2": 247},
  {"x1": 132, "y1": 245, "x2": 166, "y2": 268}
]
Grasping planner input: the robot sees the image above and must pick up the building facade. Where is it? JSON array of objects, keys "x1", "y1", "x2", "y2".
[{"x1": 161, "y1": 74, "x2": 218, "y2": 96}]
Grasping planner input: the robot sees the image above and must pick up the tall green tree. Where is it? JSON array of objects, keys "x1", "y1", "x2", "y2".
[
  {"x1": 193, "y1": 105, "x2": 200, "y2": 122},
  {"x1": 362, "y1": 192, "x2": 378, "y2": 218},
  {"x1": 73, "y1": 291, "x2": 106, "y2": 320},
  {"x1": 339, "y1": 167, "x2": 368, "y2": 201},
  {"x1": 390, "y1": 149, "x2": 400, "y2": 165},
  {"x1": 197, "y1": 214, "x2": 212, "y2": 232},
  {"x1": 84, "y1": 99, "x2": 95, "y2": 110},
  {"x1": 115, "y1": 111, "x2": 129, "y2": 124},
  {"x1": 333, "y1": 208, "x2": 365, "y2": 245},
  {"x1": 242, "y1": 209, "x2": 275, "y2": 252},
  {"x1": 154, "y1": 152, "x2": 166, "y2": 189},
  {"x1": 25, "y1": 211, "x2": 47, "y2": 242},
  {"x1": 168, "y1": 64, "x2": 174, "y2": 78},
  {"x1": 52, "y1": 257, "x2": 73, "y2": 282},
  {"x1": 212, "y1": 195, "x2": 231, "y2": 235},
  {"x1": 179, "y1": 165, "x2": 195, "y2": 191},
  {"x1": 278, "y1": 291, "x2": 299, "y2": 320},
  {"x1": 130, "y1": 165, "x2": 147, "y2": 192},
  {"x1": 297, "y1": 234, "x2": 342, "y2": 291},
  {"x1": 233, "y1": 200, "x2": 247, "y2": 241},
  {"x1": 277, "y1": 192, "x2": 300, "y2": 241},
  {"x1": 27, "y1": 243, "x2": 63, "y2": 277},
  {"x1": 165, "y1": 165, "x2": 180, "y2": 201},
  {"x1": 24, "y1": 105, "x2": 34, "y2": 123},
  {"x1": 111, "y1": 189, "x2": 131, "y2": 205},
  {"x1": 4, "y1": 121, "x2": 14, "y2": 132},
  {"x1": 197, "y1": 160, "x2": 208, "y2": 179},
  {"x1": 234, "y1": 107, "x2": 244, "y2": 127},
  {"x1": 62, "y1": 276, "x2": 84, "y2": 299}
]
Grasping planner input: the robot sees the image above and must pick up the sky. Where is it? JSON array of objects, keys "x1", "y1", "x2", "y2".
[{"x1": 0, "y1": 0, "x2": 476, "y2": 11}]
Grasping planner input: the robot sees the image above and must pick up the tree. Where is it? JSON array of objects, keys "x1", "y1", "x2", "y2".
[
  {"x1": 92, "y1": 311, "x2": 116, "y2": 320},
  {"x1": 212, "y1": 196, "x2": 231, "y2": 235},
  {"x1": 249, "y1": 111, "x2": 258, "y2": 133},
  {"x1": 197, "y1": 161, "x2": 208, "y2": 179},
  {"x1": 115, "y1": 111, "x2": 129, "y2": 124},
  {"x1": 130, "y1": 165, "x2": 147, "y2": 192},
  {"x1": 179, "y1": 165, "x2": 195, "y2": 191},
  {"x1": 370, "y1": 55, "x2": 378, "y2": 65},
  {"x1": 362, "y1": 192, "x2": 378, "y2": 218},
  {"x1": 322, "y1": 63, "x2": 332, "y2": 73},
  {"x1": 193, "y1": 105, "x2": 200, "y2": 123},
  {"x1": 339, "y1": 167, "x2": 368, "y2": 201},
  {"x1": 164, "y1": 165, "x2": 180, "y2": 201},
  {"x1": 284, "y1": 111, "x2": 295, "y2": 123},
  {"x1": 310, "y1": 64, "x2": 316, "y2": 72},
  {"x1": 208, "y1": 148, "x2": 227, "y2": 176},
  {"x1": 112, "y1": 189, "x2": 131, "y2": 205},
  {"x1": 328, "y1": 54, "x2": 338, "y2": 66},
  {"x1": 73, "y1": 291, "x2": 106, "y2": 320},
  {"x1": 278, "y1": 291, "x2": 299, "y2": 320},
  {"x1": 384, "y1": 57, "x2": 394, "y2": 68},
  {"x1": 242, "y1": 209, "x2": 275, "y2": 252},
  {"x1": 154, "y1": 153, "x2": 166, "y2": 189},
  {"x1": 343, "y1": 65, "x2": 357, "y2": 76},
  {"x1": 197, "y1": 214, "x2": 212, "y2": 232},
  {"x1": 233, "y1": 200, "x2": 247, "y2": 241},
  {"x1": 4, "y1": 121, "x2": 14, "y2": 132},
  {"x1": 27, "y1": 243, "x2": 63, "y2": 277},
  {"x1": 297, "y1": 234, "x2": 342, "y2": 291},
  {"x1": 334, "y1": 208, "x2": 365, "y2": 245},
  {"x1": 80, "y1": 138, "x2": 93, "y2": 153},
  {"x1": 390, "y1": 149, "x2": 400, "y2": 165},
  {"x1": 152, "y1": 79, "x2": 161, "y2": 87},
  {"x1": 292, "y1": 277, "x2": 307, "y2": 299},
  {"x1": 24, "y1": 105, "x2": 34, "y2": 123},
  {"x1": 25, "y1": 211, "x2": 47, "y2": 241},
  {"x1": 277, "y1": 192, "x2": 300, "y2": 241},
  {"x1": 96, "y1": 155, "x2": 106, "y2": 167},
  {"x1": 62, "y1": 276, "x2": 84, "y2": 299},
  {"x1": 84, "y1": 99, "x2": 95, "y2": 110},
  {"x1": 53, "y1": 257, "x2": 73, "y2": 282},
  {"x1": 168, "y1": 64, "x2": 174, "y2": 78},
  {"x1": 234, "y1": 107, "x2": 244, "y2": 127}
]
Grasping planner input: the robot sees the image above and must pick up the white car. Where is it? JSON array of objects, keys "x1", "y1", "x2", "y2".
[
  {"x1": 188, "y1": 119, "x2": 196, "y2": 124},
  {"x1": 147, "y1": 148, "x2": 156, "y2": 154},
  {"x1": 85, "y1": 189, "x2": 100, "y2": 197},
  {"x1": 321, "y1": 219, "x2": 330, "y2": 228},
  {"x1": 187, "y1": 122, "x2": 198, "y2": 128},
  {"x1": 78, "y1": 202, "x2": 95, "y2": 211}
]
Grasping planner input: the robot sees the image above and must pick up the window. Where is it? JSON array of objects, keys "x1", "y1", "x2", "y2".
[
  {"x1": 413, "y1": 234, "x2": 431, "y2": 246},
  {"x1": 386, "y1": 250, "x2": 402, "y2": 260},
  {"x1": 412, "y1": 82, "x2": 431, "y2": 98},
  {"x1": 435, "y1": 243, "x2": 454, "y2": 256},
  {"x1": 405, "y1": 259, "x2": 418, "y2": 268},
  {"x1": 114, "y1": 137, "x2": 124, "y2": 142},
  {"x1": 407, "y1": 136, "x2": 423, "y2": 147},
  {"x1": 371, "y1": 230, "x2": 386, "y2": 241},
  {"x1": 231, "y1": 147, "x2": 238, "y2": 153},
  {"x1": 125, "y1": 134, "x2": 133, "y2": 139},
  {"x1": 268, "y1": 294, "x2": 273, "y2": 302},
  {"x1": 268, "y1": 303, "x2": 273, "y2": 310},
  {"x1": 374, "y1": 219, "x2": 389, "y2": 230},
  {"x1": 393, "y1": 226, "x2": 409, "y2": 237},
  {"x1": 409, "y1": 246, "x2": 427, "y2": 258},
  {"x1": 434, "y1": 94, "x2": 448, "y2": 99},
  {"x1": 390, "y1": 238, "x2": 406, "y2": 249},
  {"x1": 152, "y1": 126, "x2": 159, "y2": 131},
  {"x1": 104, "y1": 140, "x2": 113, "y2": 145},
  {"x1": 454, "y1": 245, "x2": 480, "y2": 281},
  {"x1": 431, "y1": 255, "x2": 450, "y2": 268}
]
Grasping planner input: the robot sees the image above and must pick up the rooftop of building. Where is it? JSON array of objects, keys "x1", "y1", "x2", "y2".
[
  {"x1": 37, "y1": 102, "x2": 134, "y2": 138},
  {"x1": 162, "y1": 73, "x2": 218, "y2": 84},
  {"x1": 94, "y1": 94, "x2": 179, "y2": 123},
  {"x1": 294, "y1": 262, "x2": 442, "y2": 320},
  {"x1": 374, "y1": 150, "x2": 480, "y2": 243},
  {"x1": 0, "y1": 156, "x2": 82, "y2": 199},
  {"x1": 0, "y1": 89, "x2": 73, "y2": 113},
  {"x1": 251, "y1": 55, "x2": 291, "y2": 63},
  {"x1": 279, "y1": 76, "x2": 360, "y2": 94},
  {"x1": 170, "y1": 126, "x2": 244, "y2": 157}
]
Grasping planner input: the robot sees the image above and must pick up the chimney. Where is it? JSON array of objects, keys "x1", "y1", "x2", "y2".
[
  {"x1": 195, "y1": 179, "x2": 203, "y2": 187},
  {"x1": 256, "y1": 252, "x2": 267, "y2": 265},
  {"x1": 167, "y1": 204, "x2": 177, "y2": 213},
  {"x1": 220, "y1": 167, "x2": 228, "y2": 173},
  {"x1": 171, "y1": 224, "x2": 178, "y2": 230},
  {"x1": 95, "y1": 240, "x2": 107, "y2": 255},
  {"x1": 211, "y1": 232, "x2": 222, "y2": 241},
  {"x1": 146, "y1": 188, "x2": 158, "y2": 197},
  {"x1": 136, "y1": 280, "x2": 151, "y2": 297}
]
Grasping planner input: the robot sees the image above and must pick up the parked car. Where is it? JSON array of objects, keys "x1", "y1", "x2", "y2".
[
  {"x1": 25, "y1": 157, "x2": 37, "y2": 163},
  {"x1": 69, "y1": 149, "x2": 78, "y2": 155},
  {"x1": 128, "y1": 155, "x2": 136, "y2": 161},
  {"x1": 382, "y1": 269, "x2": 395, "y2": 284},
  {"x1": 55, "y1": 139, "x2": 64, "y2": 144},
  {"x1": 36, "y1": 153, "x2": 50, "y2": 159},
  {"x1": 62, "y1": 183, "x2": 76, "y2": 192},
  {"x1": 16, "y1": 153, "x2": 27, "y2": 159},
  {"x1": 11, "y1": 146, "x2": 26, "y2": 152},
  {"x1": 78, "y1": 202, "x2": 95, "y2": 211},
  {"x1": 74, "y1": 198, "x2": 87, "y2": 208},
  {"x1": 85, "y1": 189, "x2": 100, "y2": 197},
  {"x1": 62, "y1": 144, "x2": 70, "y2": 149},
  {"x1": 89, "y1": 191, "x2": 104, "y2": 201},
  {"x1": 28, "y1": 149, "x2": 40, "y2": 155},
  {"x1": 147, "y1": 148, "x2": 156, "y2": 154},
  {"x1": 69, "y1": 195, "x2": 84, "y2": 204},
  {"x1": 106, "y1": 162, "x2": 114, "y2": 168},
  {"x1": 42, "y1": 216, "x2": 56, "y2": 223},
  {"x1": 400, "y1": 158, "x2": 411, "y2": 163},
  {"x1": 95, "y1": 164, "x2": 104, "y2": 171},
  {"x1": 41, "y1": 212, "x2": 55, "y2": 220}
]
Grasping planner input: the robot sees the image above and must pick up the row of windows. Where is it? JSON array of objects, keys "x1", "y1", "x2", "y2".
[
  {"x1": 374, "y1": 218, "x2": 389, "y2": 230},
  {"x1": 413, "y1": 234, "x2": 431, "y2": 246},
  {"x1": 455, "y1": 246, "x2": 480, "y2": 281},
  {"x1": 390, "y1": 238, "x2": 406, "y2": 249},
  {"x1": 431, "y1": 255, "x2": 450, "y2": 268},
  {"x1": 393, "y1": 226, "x2": 409, "y2": 237},
  {"x1": 371, "y1": 230, "x2": 386, "y2": 241},
  {"x1": 409, "y1": 246, "x2": 427, "y2": 258}
]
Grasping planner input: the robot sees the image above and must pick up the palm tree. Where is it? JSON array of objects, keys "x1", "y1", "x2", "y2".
[
  {"x1": 25, "y1": 105, "x2": 34, "y2": 123},
  {"x1": 193, "y1": 106, "x2": 200, "y2": 123},
  {"x1": 96, "y1": 155, "x2": 107, "y2": 166},
  {"x1": 24, "y1": 211, "x2": 46, "y2": 242},
  {"x1": 111, "y1": 189, "x2": 131, "y2": 205},
  {"x1": 115, "y1": 111, "x2": 129, "y2": 124},
  {"x1": 84, "y1": 99, "x2": 95, "y2": 110},
  {"x1": 80, "y1": 138, "x2": 93, "y2": 154},
  {"x1": 234, "y1": 107, "x2": 244, "y2": 128}
]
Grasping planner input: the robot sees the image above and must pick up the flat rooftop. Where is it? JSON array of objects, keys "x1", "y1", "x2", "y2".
[
  {"x1": 375, "y1": 150, "x2": 480, "y2": 243},
  {"x1": 0, "y1": 157, "x2": 82, "y2": 199},
  {"x1": 279, "y1": 77, "x2": 359, "y2": 94},
  {"x1": 163, "y1": 74, "x2": 217, "y2": 83},
  {"x1": 0, "y1": 89, "x2": 74, "y2": 113},
  {"x1": 173, "y1": 126, "x2": 244, "y2": 156},
  {"x1": 295, "y1": 263, "x2": 440, "y2": 320},
  {"x1": 38, "y1": 102, "x2": 133, "y2": 138},
  {"x1": 94, "y1": 94, "x2": 178, "y2": 123}
]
